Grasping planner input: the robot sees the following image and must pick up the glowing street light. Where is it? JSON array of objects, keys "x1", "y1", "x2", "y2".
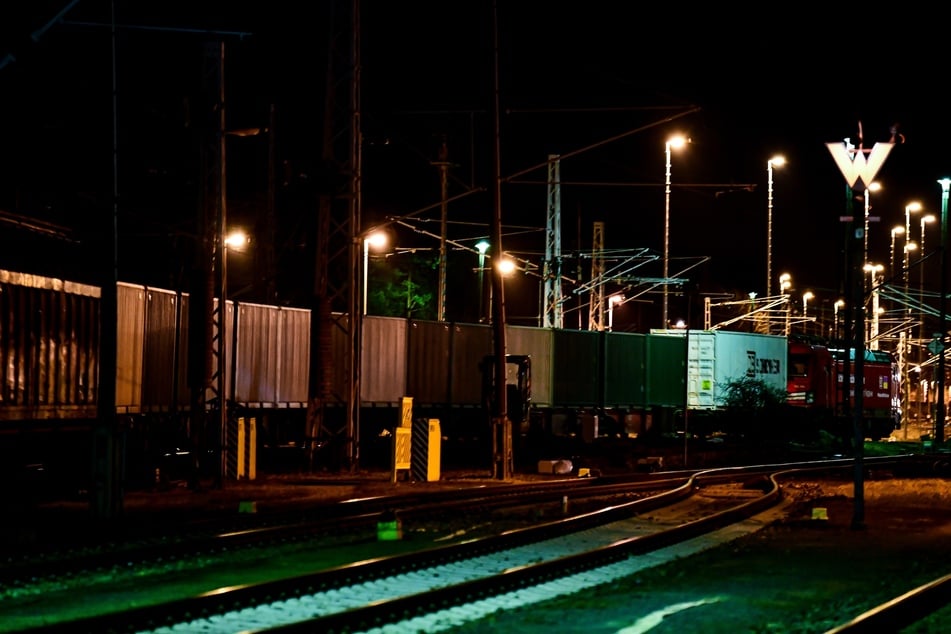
[
  {"x1": 833, "y1": 299, "x2": 846, "y2": 342},
  {"x1": 900, "y1": 208, "x2": 919, "y2": 439},
  {"x1": 476, "y1": 240, "x2": 490, "y2": 323},
  {"x1": 936, "y1": 178, "x2": 950, "y2": 446},
  {"x1": 802, "y1": 290, "x2": 814, "y2": 318},
  {"x1": 918, "y1": 214, "x2": 937, "y2": 423},
  {"x1": 904, "y1": 201, "x2": 923, "y2": 288},
  {"x1": 863, "y1": 181, "x2": 881, "y2": 266},
  {"x1": 607, "y1": 294, "x2": 624, "y2": 331},
  {"x1": 362, "y1": 231, "x2": 388, "y2": 315},
  {"x1": 779, "y1": 272, "x2": 792, "y2": 335},
  {"x1": 766, "y1": 155, "x2": 785, "y2": 297},
  {"x1": 662, "y1": 134, "x2": 688, "y2": 328},
  {"x1": 890, "y1": 225, "x2": 905, "y2": 281},
  {"x1": 864, "y1": 263, "x2": 884, "y2": 349},
  {"x1": 224, "y1": 229, "x2": 249, "y2": 250}
]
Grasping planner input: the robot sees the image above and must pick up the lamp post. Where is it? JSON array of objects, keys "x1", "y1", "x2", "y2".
[
  {"x1": 918, "y1": 214, "x2": 937, "y2": 428},
  {"x1": 936, "y1": 178, "x2": 949, "y2": 446},
  {"x1": 901, "y1": 236, "x2": 918, "y2": 438},
  {"x1": 904, "y1": 202, "x2": 922, "y2": 287},
  {"x1": 834, "y1": 299, "x2": 846, "y2": 342},
  {"x1": 890, "y1": 225, "x2": 905, "y2": 282},
  {"x1": 362, "y1": 231, "x2": 388, "y2": 316},
  {"x1": 766, "y1": 155, "x2": 786, "y2": 297},
  {"x1": 476, "y1": 240, "x2": 490, "y2": 323},
  {"x1": 779, "y1": 272, "x2": 792, "y2": 335},
  {"x1": 802, "y1": 290, "x2": 814, "y2": 321},
  {"x1": 863, "y1": 181, "x2": 881, "y2": 267},
  {"x1": 607, "y1": 294, "x2": 624, "y2": 331},
  {"x1": 864, "y1": 263, "x2": 883, "y2": 349},
  {"x1": 663, "y1": 134, "x2": 688, "y2": 328}
]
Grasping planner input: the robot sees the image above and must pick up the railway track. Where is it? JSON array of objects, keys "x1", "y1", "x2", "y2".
[
  {"x1": 7, "y1": 455, "x2": 945, "y2": 633},
  {"x1": 9, "y1": 459, "x2": 873, "y2": 634}
]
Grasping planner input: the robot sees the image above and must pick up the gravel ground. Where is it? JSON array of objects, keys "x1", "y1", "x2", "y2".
[{"x1": 444, "y1": 475, "x2": 951, "y2": 634}]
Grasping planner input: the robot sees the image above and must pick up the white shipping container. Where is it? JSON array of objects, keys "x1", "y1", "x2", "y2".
[{"x1": 686, "y1": 330, "x2": 787, "y2": 410}]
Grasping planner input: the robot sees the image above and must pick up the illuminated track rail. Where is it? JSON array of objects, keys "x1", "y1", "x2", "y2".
[{"x1": 18, "y1": 462, "x2": 846, "y2": 634}]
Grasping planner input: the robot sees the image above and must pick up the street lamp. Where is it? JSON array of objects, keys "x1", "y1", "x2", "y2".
[
  {"x1": 607, "y1": 294, "x2": 624, "y2": 331},
  {"x1": 362, "y1": 231, "x2": 388, "y2": 315},
  {"x1": 863, "y1": 181, "x2": 881, "y2": 266},
  {"x1": 766, "y1": 155, "x2": 786, "y2": 297},
  {"x1": 936, "y1": 178, "x2": 949, "y2": 446},
  {"x1": 900, "y1": 220, "x2": 919, "y2": 439},
  {"x1": 802, "y1": 290, "x2": 814, "y2": 319},
  {"x1": 904, "y1": 202, "x2": 923, "y2": 287},
  {"x1": 864, "y1": 263, "x2": 883, "y2": 349},
  {"x1": 663, "y1": 134, "x2": 688, "y2": 328},
  {"x1": 834, "y1": 299, "x2": 846, "y2": 342},
  {"x1": 224, "y1": 230, "x2": 249, "y2": 250},
  {"x1": 779, "y1": 272, "x2": 792, "y2": 335},
  {"x1": 476, "y1": 240, "x2": 490, "y2": 323},
  {"x1": 890, "y1": 225, "x2": 905, "y2": 281},
  {"x1": 919, "y1": 214, "x2": 936, "y2": 425}
]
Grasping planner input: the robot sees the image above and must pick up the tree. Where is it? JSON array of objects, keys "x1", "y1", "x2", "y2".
[{"x1": 367, "y1": 253, "x2": 436, "y2": 319}]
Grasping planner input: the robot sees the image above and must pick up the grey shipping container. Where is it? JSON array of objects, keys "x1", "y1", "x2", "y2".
[{"x1": 603, "y1": 331, "x2": 647, "y2": 408}]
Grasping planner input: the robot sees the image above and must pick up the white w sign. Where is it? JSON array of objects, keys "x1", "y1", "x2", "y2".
[{"x1": 826, "y1": 141, "x2": 894, "y2": 189}]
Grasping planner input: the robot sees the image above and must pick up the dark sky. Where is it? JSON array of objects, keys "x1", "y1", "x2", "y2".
[{"x1": 1, "y1": 2, "x2": 949, "y2": 328}]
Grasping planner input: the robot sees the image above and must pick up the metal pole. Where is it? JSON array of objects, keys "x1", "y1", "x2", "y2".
[
  {"x1": 362, "y1": 238, "x2": 369, "y2": 315},
  {"x1": 216, "y1": 41, "x2": 228, "y2": 489},
  {"x1": 767, "y1": 160, "x2": 773, "y2": 297},
  {"x1": 903, "y1": 206, "x2": 912, "y2": 438},
  {"x1": 864, "y1": 187, "x2": 870, "y2": 266},
  {"x1": 663, "y1": 141, "x2": 671, "y2": 328},
  {"x1": 919, "y1": 217, "x2": 929, "y2": 427},
  {"x1": 937, "y1": 178, "x2": 949, "y2": 446},
  {"x1": 490, "y1": 0, "x2": 511, "y2": 479},
  {"x1": 477, "y1": 240, "x2": 489, "y2": 323},
  {"x1": 849, "y1": 185, "x2": 866, "y2": 530}
]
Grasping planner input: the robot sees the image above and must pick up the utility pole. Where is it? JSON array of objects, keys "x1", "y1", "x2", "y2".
[
  {"x1": 588, "y1": 221, "x2": 605, "y2": 331},
  {"x1": 490, "y1": 0, "x2": 511, "y2": 479},
  {"x1": 310, "y1": 0, "x2": 361, "y2": 472},
  {"x1": 937, "y1": 178, "x2": 949, "y2": 446},
  {"x1": 826, "y1": 132, "x2": 894, "y2": 532},
  {"x1": 541, "y1": 155, "x2": 563, "y2": 329},
  {"x1": 432, "y1": 139, "x2": 451, "y2": 322}
]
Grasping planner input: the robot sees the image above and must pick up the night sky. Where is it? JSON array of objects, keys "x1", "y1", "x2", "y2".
[{"x1": 1, "y1": 3, "x2": 949, "y2": 329}]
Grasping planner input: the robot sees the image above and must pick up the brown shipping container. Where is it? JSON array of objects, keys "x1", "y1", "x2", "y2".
[{"x1": 0, "y1": 270, "x2": 100, "y2": 421}]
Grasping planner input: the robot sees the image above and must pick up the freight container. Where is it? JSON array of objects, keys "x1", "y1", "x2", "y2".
[
  {"x1": 551, "y1": 328, "x2": 601, "y2": 407},
  {"x1": 602, "y1": 331, "x2": 647, "y2": 408},
  {"x1": 652, "y1": 329, "x2": 787, "y2": 410},
  {"x1": 142, "y1": 286, "x2": 189, "y2": 411},
  {"x1": 505, "y1": 324, "x2": 552, "y2": 407},
  {"x1": 234, "y1": 301, "x2": 310, "y2": 407},
  {"x1": 0, "y1": 269, "x2": 100, "y2": 421}
]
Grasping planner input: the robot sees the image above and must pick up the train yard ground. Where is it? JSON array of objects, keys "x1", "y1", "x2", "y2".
[{"x1": 2, "y1": 435, "x2": 951, "y2": 632}]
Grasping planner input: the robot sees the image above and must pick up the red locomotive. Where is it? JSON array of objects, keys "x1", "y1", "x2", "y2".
[{"x1": 787, "y1": 337, "x2": 900, "y2": 441}]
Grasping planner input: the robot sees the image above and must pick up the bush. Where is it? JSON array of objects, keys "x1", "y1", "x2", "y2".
[{"x1": 717, "y1": 377, "x2": 789, "y2": 443}]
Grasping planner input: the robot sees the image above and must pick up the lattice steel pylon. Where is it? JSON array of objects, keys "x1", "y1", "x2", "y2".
[
  {"x1": 588, "y1": 221, "x2": 605, "y2": 331},
  {"x1": 541, "y1": 155, "x2": 563, "y2": 328},
  {"x1": 308, "y1": 0, "x2": 362, "y2": 472}
]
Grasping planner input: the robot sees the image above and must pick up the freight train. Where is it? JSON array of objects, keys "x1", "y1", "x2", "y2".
[
  {"x1": 0, "y1": 268, "x2": 901, "y2": 486},
  {"x1": 0, "y1": 270, "x2": 310, "y2": 488}
]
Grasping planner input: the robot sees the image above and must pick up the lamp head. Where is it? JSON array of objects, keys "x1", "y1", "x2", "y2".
[{"x1": 666, "y1": 134, "x2": 688, "y2": 150}]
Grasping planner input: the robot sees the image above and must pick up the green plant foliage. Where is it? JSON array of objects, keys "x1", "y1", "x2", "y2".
[
  {"x1": 367, "y1": 254, "x2": 436, "y2": 319},
  {"x1": 717, "y1": 376, "x2": 791, "y2": 443}
]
